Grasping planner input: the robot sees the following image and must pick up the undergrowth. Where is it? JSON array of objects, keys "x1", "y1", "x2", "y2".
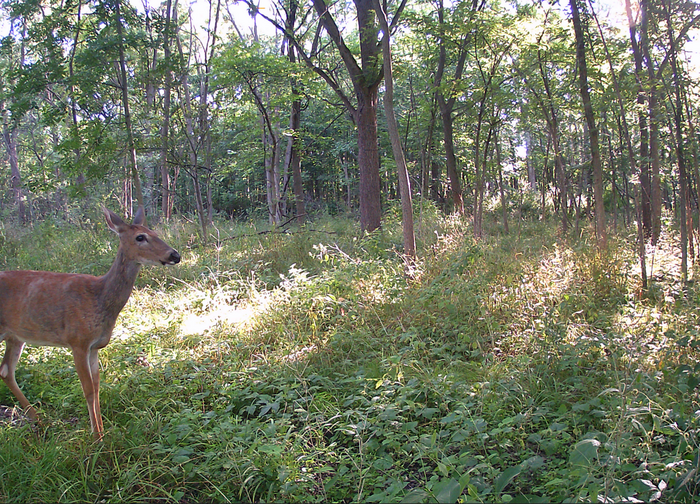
[{"x1": 0, "y1": 209, "x2": 698, "y2": 503}]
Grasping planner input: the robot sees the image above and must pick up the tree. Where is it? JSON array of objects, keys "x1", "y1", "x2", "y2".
[
  {"x1": 309, "y1": 0, "x2": 385, "y2": 231},
  {"x1": 569, "y1": 0, "x2": 606, "y2": 249},
  {"x1": 374, "y1": 0, "x2": 415, "y2": 258},
  {"x1": 513, "y1": 6, "x2": 572, "y2": 233},
  {"x1": 470, "y1": 16, "x2": 513, "y2": 239},
  {"x1": 160, "y1": 0, "x2": 175, "y2": 219},
  {"x1": 0, "y1": 13, "x2": 28, "y2": 222},
  {"x1": 175, "y1": 0, "x2": 221, "y2": 239},
  {"x1": 254, "y1": 0, "x2": 389, "y2": 231},
  {"x1": 661, "y1": 0, "x2": 696, "y2": 283},
  {"x1": 283, "y1": 0, "x2": 306, "y2": 224},
  {"x1": 431, "y1": 0, "x2": 484, "y2": 215},
  {"x1": 113, "y1": 0, "x2": 145, "y2": 211}
]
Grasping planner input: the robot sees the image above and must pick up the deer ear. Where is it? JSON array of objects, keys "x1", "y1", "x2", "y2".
[
  {"x1": 103, "y1": 207, "x2": 127, "y2": 234},
  {"x1": 133, "y1": 206, "x2": 146, "y2": 226}
]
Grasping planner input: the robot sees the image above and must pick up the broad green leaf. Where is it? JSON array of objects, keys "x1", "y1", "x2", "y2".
[
  {"x1": 401, "y1": 489, "x2": 430, "y2": 503},
  {"x1": 435, "y1": 478, "x2": 462, "y2": 504},
  {"x1": 569, "y1": 439, "x2": 600, "y2": 468},
  {"x1": 494, "y1": 465, "x2": 521, "y2": 495}
]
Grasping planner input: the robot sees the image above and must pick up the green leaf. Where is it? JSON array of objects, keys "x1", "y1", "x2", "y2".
[
  {"x1": 434, "y1": 478, "x2": 462, "y2": 504},
  {"x1": 494, "y1": 465, "x2": 521, "y2": 495},
  {"x1": 522, "y1": 455, "x2": 545, "y2": 470},
  {"x1": 401, "y1": 489, "x2": 430, "y2": 503},
  {"x1": 569, "y1": 439, "x2": 600, "y2": 468}
]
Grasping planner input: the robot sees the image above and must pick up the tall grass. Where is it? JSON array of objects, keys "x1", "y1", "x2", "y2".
[{"x1": 0, "y1": 210, "x2": 698, "y2": 503}]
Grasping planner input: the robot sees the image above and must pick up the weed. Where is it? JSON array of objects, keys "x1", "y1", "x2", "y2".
[{"x1": 0, "y1": 213, "x2": 698, "y2": 503}]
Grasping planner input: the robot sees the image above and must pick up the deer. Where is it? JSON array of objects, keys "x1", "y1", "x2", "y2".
[{"x1": 0, "y1": 207, "x2": 180, "y2": 439}]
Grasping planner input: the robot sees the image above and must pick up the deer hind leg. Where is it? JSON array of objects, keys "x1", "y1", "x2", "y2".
[
  {"x1": 0, "y1": 336, "x2": 39, "y2": 420},
  {"x1": 72, "y1": 347, "x2": 104, "y2": 439}
]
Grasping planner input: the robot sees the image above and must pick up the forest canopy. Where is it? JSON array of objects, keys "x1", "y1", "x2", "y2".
[{"x1": 0, "y1": 0, "x2": 699, "y2": 257}]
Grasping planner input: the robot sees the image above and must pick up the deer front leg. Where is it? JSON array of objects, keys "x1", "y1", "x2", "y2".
[
  {"x1": 73, "y1": 347, "x2": 104, "y2": 440},
  {"x1": 89, "y1": 348, "x2": 103, "y2": 436},
  {"x1": 0, "y1": 336, "x2": 39, "y2": 421}
]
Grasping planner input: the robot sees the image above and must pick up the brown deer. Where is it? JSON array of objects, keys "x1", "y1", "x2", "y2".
[{"x1": 0, "y1": 207, "x2": 180, "y2": 439}]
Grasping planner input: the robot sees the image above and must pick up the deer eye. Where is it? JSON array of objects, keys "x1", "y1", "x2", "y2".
[{"x1": 136, "y1": 234, "x2": 147, "y2": 242}]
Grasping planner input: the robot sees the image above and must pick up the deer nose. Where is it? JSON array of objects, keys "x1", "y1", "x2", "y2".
[{"x1": 169, "y1": 251, "x2": 181, "y2": 264}]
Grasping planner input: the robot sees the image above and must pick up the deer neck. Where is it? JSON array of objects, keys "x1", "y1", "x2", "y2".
[{"x1": 100, "y1": 246, "x2": 142, "y2": 319}]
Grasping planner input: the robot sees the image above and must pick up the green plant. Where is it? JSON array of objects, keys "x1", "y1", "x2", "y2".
[{"x1": 1, "y1": 213, "x2": 698, "y2": 503}]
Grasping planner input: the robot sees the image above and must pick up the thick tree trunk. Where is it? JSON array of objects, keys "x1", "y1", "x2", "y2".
[
  {"x1": 307, "y1": 0, "x2": 384, "y2": 232},
  {"x1": 355, "y1": 87, "x2": 382, "y2": 232}
]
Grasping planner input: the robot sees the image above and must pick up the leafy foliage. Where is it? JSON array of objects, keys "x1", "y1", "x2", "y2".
[{"x1": 0, "y1": 212, "x2": 698, "y2": 503}]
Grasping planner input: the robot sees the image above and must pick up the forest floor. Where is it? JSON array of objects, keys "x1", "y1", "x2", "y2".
[{"x1": 0, "y1": 206, "x2": 698, "y2": 503}]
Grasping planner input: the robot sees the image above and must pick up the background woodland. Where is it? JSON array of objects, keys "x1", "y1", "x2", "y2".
[{"x1": 1, "y1": 0, "x2": 699, "y2": 260}]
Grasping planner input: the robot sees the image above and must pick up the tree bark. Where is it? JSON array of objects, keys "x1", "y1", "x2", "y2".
[
  {"x1": 374, "y1": 0, "x2": 415, "y2": 258},
  {"x1": 432, "y1": 0, "x2": 479, "y2": 215},
  {"x1": 570, "y1": 0, "x2": 606, "y2": 249},
  {"x1": 284, "y1": 4, "x2": 306, "y2": 224},
  {"x1": 624, "y1": 0, "x2": 652, "y2": 240},
  {"x1": 254, "y1": 0, "x2": 396, "y2": 231},
  {"x1": 308, "y1": 0, "x2": 384, "y2": 231},
  {"x1": 497, "y1": 133, "x2": 509, "y2": 234},
  {"x1": 114, "y1": 0, "x2": 144, "y2": 212},
  {"x1": 639, "y1": 0, "x2": 662, "y2": 244},
  {"x1": 591, "y1": 0, "x2": 645, "y2": 282},
  {"x1": 662, "y1": 2, "x2": 689, "y2": 282},
  {"x1": 160, "y1": 0, "x2": 174, "y2": 219},
  {"x1": 2, "y1": 126, "x2": 25, "y2": 222}
]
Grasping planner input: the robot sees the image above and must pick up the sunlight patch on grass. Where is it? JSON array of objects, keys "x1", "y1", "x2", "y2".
[{"x1": 180, "y1": 305, "x2": 256, "y2": 335}]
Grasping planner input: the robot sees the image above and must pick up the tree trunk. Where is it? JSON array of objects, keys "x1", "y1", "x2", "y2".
[
  {"x1": 68, "y1": 0, "x2": 86, "y2": 195},
  {"x1": 522, "y1": 49, "x2": 569, "y2": 234},
  {"x1": 257, "y1": 0, "x2": 388, "y2": 231},
  {"x1": 374, "y1": 0, "x2": 415, "y2": 258},
  {"x1": 287, "y1": 96, "x2": 305, "y2": 223},
  {"x1": 593, "y1": 0, "x2": 646, "y2": 282},
  {"x1": 497, "y1": 133, "x2": 509, "y2": 234},
  {"x1": 525, "y1": 132, "x2": 536, "y2": 191},
  {"x1": 160, "y1": 0, "x2": 175, "y2": 219},
  {"x1": 283, "y1": 3, "x2": 305, "y2": 224},
  {"x1": 439, "y1": 104, "x2": 464, "y2": 214},
  {"x1": 663, "y1": 2, "x2": 688, "y2": 282},
  {"x1": 114, "y1": 0, "x2": 144, "y2": 212},
  {"x1": 355, "y1": 85, "x2": 382, "y2": 231},
  {"x1": 570, "y1": 0, "x2": 606, "y2": 249},
  {"x1": 2, "y1": 127, "x2": 25, "y2": 223},
  {"x1": 178, "y1": 34, "x2": 208, "y2": 240},
  {"x1": 683, "y1": 79, "x2": 700, "y2": 260},
  {"x1": 303, "y1": 0, "x2": 384, "y2": 231},
  {"x1": 640, "y1": 0, "x2": 662, "y2": 244},
  {"x1": 433, "y1": 0, "x2": 475, "y2": 215},
  {"x1": 624, "y1": 0, "x2": 652, "y2": 240}
]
